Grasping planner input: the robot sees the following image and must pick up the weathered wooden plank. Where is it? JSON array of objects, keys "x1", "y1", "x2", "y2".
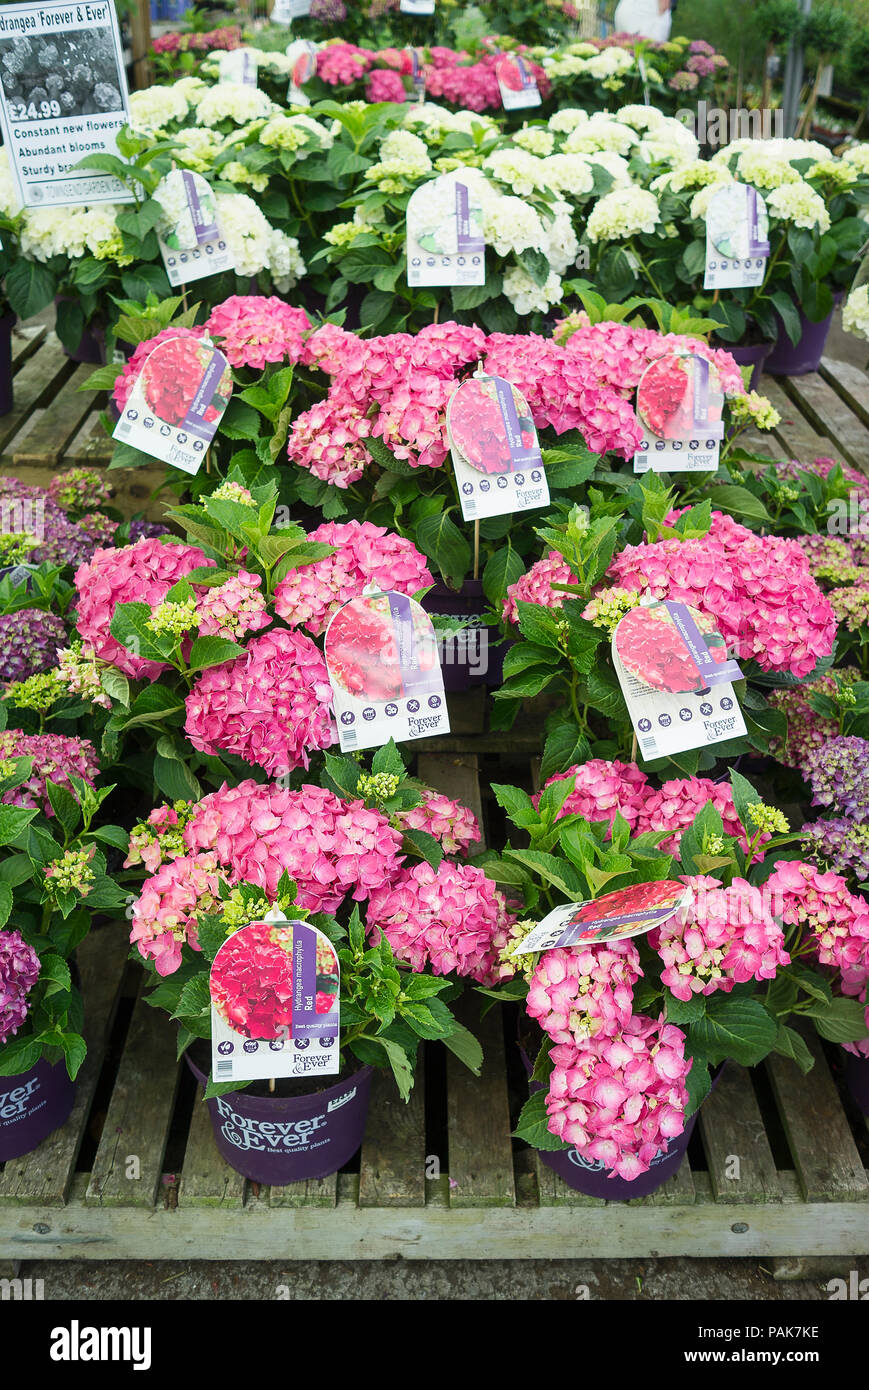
[
  {"x1": 417, "y1": 752, "x2": 484, "y2": 833},
  {"x1": 179, "y1": 1089, "x2": 246, "y2": 1210},
  {"x1": 535, "y1": 1156, "x2": 607, "y2": 1207},
  {"x1": 6, "y1": 1174, "x2": 869, "y2": 1262},
  {"x1": 767, "y1": 1029, "x2": 869, "y2": 1203},
  {"x1": 782, "y1": 372, "x2": 869, "y2": 473},
  {"x1": 0, "y1": 339, "x2": 72, "y2": 455},
  {"x1": 736, "y1": 426, "x2": 787, "y2": 461},
  {"x1": 64, "y1": 413, "x2": 115, "y2": 467},
  {"x1": 84, "y1": 987, "x2": 180, "y2": 1208},
  {"x1": 446, "y1": 998, "x2": 516, "y2": 1208},
  {"x1": 820, "y1": 355, "x2": 869, "y2": 436},
  {"x1": 11, "y1": 324, "x2": 48, "y2": 368},
  {"x1": 627, "y1": 1156, "x2": 695, "y2": 1206},
  {"x1": 267, "y1": 1173, "x2": 338, "y2": 1209},
  {"x1": 699, "y1": 1064, "x2": 782, "y2": 1204},
  {"x1": 761, "y1": 376, "x2": 829, "y2": 460},
  {"x1": 0, "y1": 927, "x2": 128, "y2": 1208},
  {"x1": 357, "y1": 1066, "x2": 426, "y2": 1208},
  {"x1": 13, "y1": 363, "x2": 102, "y2": 467}
]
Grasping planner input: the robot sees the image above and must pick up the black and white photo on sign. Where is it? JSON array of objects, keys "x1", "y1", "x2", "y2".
[{"x1": 0, "y1": 1, "x2": 131, "y2": 207}]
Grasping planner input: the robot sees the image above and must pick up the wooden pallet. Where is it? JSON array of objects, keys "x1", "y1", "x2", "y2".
[
  {"x1": 761, "y1": 362, "x2": 869, "y2": 473},
  {"x1": 1, "y1": 750, "x2": 868, "y2": 1263},
  {"x1": 0, "y1": 326, "x2": 166, "y2": 519}
]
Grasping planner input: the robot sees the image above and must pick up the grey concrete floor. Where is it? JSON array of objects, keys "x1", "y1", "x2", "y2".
[{"x1": 15, "y1": 1255, "x2": 868, "y2": 1300}]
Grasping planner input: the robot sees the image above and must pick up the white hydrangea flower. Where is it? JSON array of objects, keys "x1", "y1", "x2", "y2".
[
  {"x1": 0, "y1": 146, "x2": 21, "y2": 217},
  {"x1": 172, "y1": 128, "x2": 223, "y2": 173},
  {"x1": 807, "y1": 157, "x2": 857, "y2": 187},
  {"x1": 735, "y1": 147, "x2": 803, "y2": 190},
  {"x1": 366, "y1": 128, "x2": 432, "y2": 192},
  {"x1": 548, "y1": 108, "x2": 590, "y2": 135},
  {"x1": 585, "y1": 150, "x2": 633, "y2": 187},
  {"x1": 585, "y1": 48, "x2": 635, "y2": 79},
  {"x1": 20, "y1": 205, "x2": 126, "y2": 262},
  {"x1": 260, "y1": 113, "x2": 333, "y2": 154},
  {"x1": 842, "y1": 144, "x2": 869, "y2": 175},
  {"x1": 636, "y1": 118, "x2": 699, "y2": 166},
  {"x1": 540, "y1": 199, "x2": 580, "y2": 274},
  {"x1": 195, "y1": 83, "x2": 276, "y2": 127},
  {"x1": 689, "y1": 183, "x2": 727, "y2": 219},
  {"x1": 587, "y1": 187, "x2": 660, "y2": 242},
  {"x1": 651, "y1": 159, "x2": 733, "y2": 194},
  {"x1": 616, "y1": 104, "x2": 668, "y2": 131},
  {"x1": 483, "y1": 147, "x2": 548, "y2": 196},
  {"x1": 843, "y1": 284, "x2": 869, "y2": 341},
  {"x1": 766, "y1": 180, "x2": 831, "y2": 232},
  {"x1": 480, "y1": 192, "x2": 548, "y2": 257},
  {"x1": 128, "y1": 84, "x2": 189, "y2": 136},
  {"x1": 173, "y1": 76, "x2": 207, "y2": 103},
  {"x1": 503, "y1": 263, "x2": 563, "y2": 315},
  {"x1": 213, "y1": 190, "x2": 273, "y2": 275},
  {"x1": 563, "y1": 115, "x2": 637, "y2": 156},
  {"x1": 512, "y1": 126, "x2": 555, "y2": 157},
  {"x1": 267, "y1": 228, "x2": 305, "y2": 293},
  {"x1": 222, "y1": 161, "x2": 268, "y2": 193},
  {"x1": 539, "y1": 152, "x2": 595, "y2": 197},
  {"x1": 543, "y1": 54, "x2": 590, "y2": 78}
]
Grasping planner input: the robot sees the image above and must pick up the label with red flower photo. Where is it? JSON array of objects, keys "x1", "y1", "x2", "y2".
[
  {"x1": 513, "y1": 881, "x2": 693, "y2": 954},
  {"x1": 447, "y1": 374, "x2": 549, "y2": 521},
  {"x1": 272, "y1": 0, "x2": 312, "y2": 23},
  {"x1": 210, "y1": 918, "x2": 340, "y2": 1084},
  {"x1": 633, "y1": 351, "x2": 724, "y2": 474},
  {"x1": 612, "y1": 600, "x2": 747, "y2": 762},
  {"x1": 218, "y1": 47, "x2": 259, "y2": 85},
  {"x1": 112, "y1": 336, "x2": 233, "y2": 475},
  {"x1": 704, "y1": 183, "x2": 770, "y2": 291},
  {"x1": 286, "y1": 40, "x2": 317, "y2": 105},
  {"x1": 496, "y1": 55, "x2": 541, "y2": 110},
  {"x1": 155, "y1": 170, "x2": 234, "y2": 288},
  {"x1": 324, "y1": 590, "x2": 449, "y2": 752},
  {"x1": 407, "y1": 172, "x2": 485, "y2": 288}
]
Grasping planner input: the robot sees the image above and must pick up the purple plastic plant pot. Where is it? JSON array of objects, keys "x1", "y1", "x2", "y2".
[
  {"x1": 420, "y1": 578, "x2": 511, "y2": 691},
  {"x1": 0, "y1": 310, "x2": 15, "y2": 417},
  {"x1": 185, "y1": 1053, "x2": 374, "y2": 1185},
  {"x1": 0, "y1": 1057, "x2": 76, "y2": 1162},
  {"x1": 727, "y1": 341, "x2": 772, "y2": 393},
  {"x1": 519, "y1": 1038, "x2": 718, "y2": 1201},
  {"x1": 843, "y1": 1049, "x2": 869, "y2": 1116},
  {"x1": 765, "y1": 291, "x2": 844, "y2": 377}
]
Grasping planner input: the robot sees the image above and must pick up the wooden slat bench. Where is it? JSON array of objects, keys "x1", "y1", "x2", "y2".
[{"x1": 2, "y1": 749, "x2": 868, "y2": 1266}]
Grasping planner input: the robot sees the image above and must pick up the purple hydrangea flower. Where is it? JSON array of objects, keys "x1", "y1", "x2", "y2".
[
  {"x1": 0, "y1": 929, "x2": 40, "y2": 1044},
  {"x1": 803, "y1": 736, "x2": 869, "y2": 819},
  {"x1": 310, "y1": 0, "x2": 347, "y2": 17},
  {"x1": 802, "y1": 816, "x2": 869, "y2": 883},
  {"x1": 127, "y1": 519, "x2": 171, "y2": 544},
  {"x1": 0, "y1": 609, "x2": 67, "y2": 683},
  {"x1": 0, "y1": 478, "x2": 113, "y2": 570}
]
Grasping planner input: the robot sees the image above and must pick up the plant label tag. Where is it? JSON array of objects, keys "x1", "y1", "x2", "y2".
[
  {"x1": 447, "y1": 374, "x2": 549, "y2": 521},
  {"x1": 155, "y1": 169, "x2": 234, "y2": 286},
  {"x1": 404, "y1": 47, "x2": 426, "y2": 101},
  {"x1": 496, "y1": 55, "x2": 541, "y2": 110},
  {"x1": 112, "y1": 336, "x2": 232, "y2": 476},
  {"x1": 210, "y1": 920, "x2": 340, "y2": 1084},
  {"x1": 704, "y1": 182, "x2": 769, "y2": 290},
  {"x1": 400, "y1": 0, "x2": 435, "y2": 13},
  {"x1": 514, "y1": 882, "x2": 693, "y2": 953},
  {"x1": 633, "y1": 351, "x2": 724, "y2": 473},
  {"x1": 325, "y1": 590, "x2": 449, "y2": 752},
  {"x1": 286, "y1": 39, "x2": 317, "y2": 104},
  {"x1": 612, "y1": 600, "x2": 746, "y2": 762},
  {"x1": 219, "y1": 48, "x2": 259, "y2": 85},
  {"x1": 272, "y1": 0, "x2": 312, "y2": 23},
  {"x1": 407, "y1": 172, "x2": 485, "y2": 287}
]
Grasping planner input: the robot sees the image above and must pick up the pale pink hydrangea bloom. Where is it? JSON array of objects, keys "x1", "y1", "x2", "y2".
[
  {"x1": 635, "y1": 777, "x2": 762, "y2": 856},
  {"x1": 538, "y1": 759, "x2": 649, "y2": 831},
  {"x1": 196, "y1": 570, "x2": 271, "y2": 641},
  {"x1": 205, "y1": 296, "x2": 311, "y2": 369},
  {"x1": 0, "y1": 730, "x2": 99, "y2": 815},
  {"x1": 394, "y1": 790, "x2": 481, "y2": 856},
  {"x1": 527, "y1": 940, "x2": 642, "y2": 1044},
  {"x1": 274, "y1": 519, "x2": 432, "y2": 636},
  {"x1": 545, "y1": 1014, "x2": 692, "y2": 1181},
  {"x1": 502, "y1": 551, "x2": 575, "y2": 624},
  {"x1": 366, "y1": 859, "x2": 515, "y2": 984},
  {"x1": 74, "y1": 538, "x2": 212, "y2": 678},
  {"x1": 129, "y1": 851, "x2": 221, "y2": 976},
  {"x1": 651, "y1": 874, "x2": 789, "y2": 1001},
  {"x1": 184, "y1": 628, "x2": 335, "y2": 773}
]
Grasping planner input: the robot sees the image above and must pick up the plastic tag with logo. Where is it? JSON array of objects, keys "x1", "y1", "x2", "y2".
[
  {"x1": 211, "y1": 918, "x2": 340, "y2": 1083},
  {"x1": 447, "y1": 374, "x2": 549, "y2": 521},
  {"x1": 514, "y1": 881, "x2": 693, "y2": 954},
  {"x1": 155, "y1": 169, "x2": 234, "y2": 286},
  {"x1": 633, "y1": 351, "x2": 724, "y2": 473},
  {"x1": 406, "y1": 171, "x2": 485, "y2": 287},
  {"x1": 286, "y1": 39, "x2": 317, "y2": 104},
  {"x1": 704, "y1": 182, "x2": 770, "y2": 290},
  {"x1": 324, "y1": 590, "x2": 449, "y2": 752},
  {"x1": 112, "y1": 336, "x2": 232, "y2": 475},
  {"x1": 496, "y1": 55, "x2": 541, "y2": 110},
  {"x1": 219, "y1": 48, "x2": 259, "y2": 85}
]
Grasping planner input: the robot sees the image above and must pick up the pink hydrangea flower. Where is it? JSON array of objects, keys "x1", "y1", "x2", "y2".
[
  {"x1": 764, "y1": 860, "x2": 869, "y2": 984},
  {"x1": 366, "y1": 860, "x2": 515, "y2": 983},
  {"x1": 366, "y1": 68, "x2": 406, "y2": 102},
  {"x1": 74, "y1": 538, "x2": 212, "y2": 678},
  {"x1": 184, "y1": 629, "x2": 335, "y2": 774},
  {"x1": 0, "y1": 928, "x2": 41, "y2": 1044},
  {"x1": 545, "y1": 1014, "x2": 692, "y2": 1181},
  {"x1": 635, "y1": 777, "x2": 761, "y2": 856},
  {"x1": 0, "y1": 730, "x2": 99, "y2": 815},
  {"x1": 538, "y1": 759, "x2": 649, "y2": 831},
  {"x1": 650, "y1": 874, "x2": 789, "y2": 1001},
  {"x1": 288, "y1": 395, "x2": 373, "y2": 488},
  {"x1": 502, "y1": 551, "x2": 575, "y2": 624},
  {"x1": 205, "y1": 296, "x2": 312, "y2": 370},
  {"x1": 129, "y1": 851, "x2": 221, "y2": 976},
  {"x1": 394, "y1": 790, "x2": 481, "y2": 856},
  {"x1": 184, "y1": 780, "x2": 403, "y2": 908},
  {"x1": 196, "y1": 570, "x2": 271, "y2": 641},
  {"x1": 274, "y1": 519, "x2": 432, "y2": 635},
  {"x1": 527, "y1": 940, "x2": 642, "y2": 1044}
]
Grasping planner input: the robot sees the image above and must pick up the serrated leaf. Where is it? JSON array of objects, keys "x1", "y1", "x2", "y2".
[
  {"x1": 513, "y1": 1089, "x2": 569, "y2": 1150},
  {"x1": 690, "y1": 996, "x2": 778, "y2": 1066}
]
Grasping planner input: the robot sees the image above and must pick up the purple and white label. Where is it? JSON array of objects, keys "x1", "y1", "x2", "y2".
[
  {"x1": 497, "y1": 55, "x2": 542, "y2": 110},
  {"x1": 112, "y1": 338, "x2": 232, "y2": 476},
  {"x1": 182, "y1": 170, "x2": 218, "y2": 244},
  {"x1": 691, "y1": 358, "x2": 725, "y2": 441},
  {"x1": 407, "y1": 172, "x2": 486, "y2": 288},
  {"x1": 292, "y1": 924, "x2": 339, "y2": 1043},
  {"x1": 665, "y1": 601, "x2": 742, "y2": 688},
  {"x1": 704, "y1": 182, "x2": 770, "y2": 291},
  {"x1": 447, "y1": 375, "x2": 549, "y2": 522},
  {"x1": 456, "y1": 182, "x2": 485, "y2": 254}
]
